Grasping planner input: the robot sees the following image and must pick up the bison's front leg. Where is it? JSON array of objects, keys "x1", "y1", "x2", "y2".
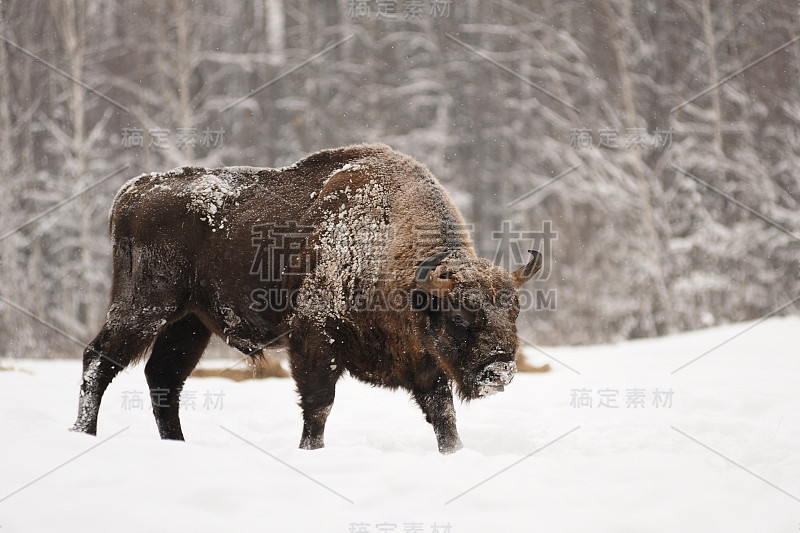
[
  {"x1": 299, "y1": 401, "x2": 332, "y2": 450},
  {"x1": 413, "y1": 375, "x2": 463, "y2": 454},
  {"x1": 289, "y1": 333, "x2": 343, "y2": 450},
  {"x1": 296, "y1": 372, "x2": 339, "y2": 449}
]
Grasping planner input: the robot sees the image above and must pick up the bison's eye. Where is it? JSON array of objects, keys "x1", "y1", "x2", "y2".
[{"x1": 449, "y1": 309, "x2": 474, "y2": 328}]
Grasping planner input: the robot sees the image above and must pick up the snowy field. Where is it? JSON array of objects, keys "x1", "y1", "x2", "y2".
[{"x1": 1, "y1": 316, "x2": 799, "y2": 532}]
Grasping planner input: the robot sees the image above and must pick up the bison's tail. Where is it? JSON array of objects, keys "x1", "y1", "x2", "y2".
[{"x1": 108, "y1": 236, "x2": 134, "y2": 301}]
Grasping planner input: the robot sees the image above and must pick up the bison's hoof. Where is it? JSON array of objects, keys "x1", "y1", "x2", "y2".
[
  {"x1": 69, "y1": 422, "x2": 96, "y2": 436},
  {"x1": 439, "y1": 439, "x2": 464, "y2": 454},
  {"x1": 299, "y1": 435, "x2": 325, "y2": 450}
]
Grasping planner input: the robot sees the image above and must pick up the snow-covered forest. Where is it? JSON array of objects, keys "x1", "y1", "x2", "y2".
[{"x1": 1, "y1": 0, "x2": 798, "y2": 356}]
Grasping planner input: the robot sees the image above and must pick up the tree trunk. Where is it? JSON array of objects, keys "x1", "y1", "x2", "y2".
[
  {"x1": 600, "y1": 0, "x2": 673, "y2": 336},
  {"x1": 265, "y1": 0, "x2": 285, "y2": 66},
  {"x1": 174, "y1": 0, "x2": 194, "y2": 162},
  {"x1": 701, "y1": 0, "x2": 723, "y2": 152}
]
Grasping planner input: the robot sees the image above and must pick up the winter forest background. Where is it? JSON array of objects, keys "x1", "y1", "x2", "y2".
[{"x1": 0, "y1": 0, "x2": 798, "y2": 357}]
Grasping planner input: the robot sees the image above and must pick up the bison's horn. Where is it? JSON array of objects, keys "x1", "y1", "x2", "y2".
[
  {"x1": 415, "y1": 250, "x2": 454, "y2": 295},
  {"x1": 511, "y1": 249, "x2": 543, "y2": 288}
]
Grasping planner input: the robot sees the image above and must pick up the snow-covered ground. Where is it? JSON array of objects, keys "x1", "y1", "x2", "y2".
[{"x1": 1, "y1": 316, "x2": 799, "y2": 532}]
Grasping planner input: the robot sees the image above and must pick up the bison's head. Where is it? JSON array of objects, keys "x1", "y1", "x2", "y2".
[{"x1": 412, "y1": 249, "x2": 542, "y2": 400}]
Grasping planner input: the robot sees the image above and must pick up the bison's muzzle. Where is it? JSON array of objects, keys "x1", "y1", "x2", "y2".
[{"x1": 476, "y1": 360, "x2": 517, "y2": 397}]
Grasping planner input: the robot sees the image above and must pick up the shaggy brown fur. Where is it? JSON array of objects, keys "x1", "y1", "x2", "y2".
[{"x1": 72, "y1": 143, "x2": 543, "y2": 453}]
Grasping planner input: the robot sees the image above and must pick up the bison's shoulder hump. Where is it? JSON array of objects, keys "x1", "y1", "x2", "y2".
[{"x1": 294, "y1": 143, "x2": 394, "y2": 168}]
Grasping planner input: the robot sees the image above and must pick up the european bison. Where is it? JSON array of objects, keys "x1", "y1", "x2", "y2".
[{"x1": 72, "y1": 143, "x2": 543, "y2": 453}]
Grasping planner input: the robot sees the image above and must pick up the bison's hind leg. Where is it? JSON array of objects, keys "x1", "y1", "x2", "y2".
[
  {"x1": 144, "y1": 313, "x2": 211, "y2": 440},
  {"x1": 72, "y1": 311, "x2": 168, "y2": 435},
  {"x1": 73, "y1": 234, "x2": 194, "y2": 436}
]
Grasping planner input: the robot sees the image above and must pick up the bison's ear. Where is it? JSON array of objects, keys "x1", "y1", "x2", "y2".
[
  {"x1": 511, "y1": 249, "x2": 543, "y2": 288},
  {"x1": 411, "y1": 289, "x2": 444, "y2": 315},
  {"x1": 415, "y1": 250, "x2": 454, "y2": 298},
  {"x1": 411, "y1": 289, "x2": 430, "y2": 312}
]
